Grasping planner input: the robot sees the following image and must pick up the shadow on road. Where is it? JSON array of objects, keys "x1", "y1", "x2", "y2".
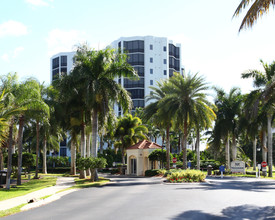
[
  {"x1": 175, "y1": 177, "x2": 275, "y2": 192},
  {"x1": 171, "y1": 205, "x2": 275, "y2": 220}
]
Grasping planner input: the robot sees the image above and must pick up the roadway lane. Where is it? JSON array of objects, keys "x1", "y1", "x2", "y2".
[{"x1": 4, "y1": 176, "x2": 275, "y2": 220}]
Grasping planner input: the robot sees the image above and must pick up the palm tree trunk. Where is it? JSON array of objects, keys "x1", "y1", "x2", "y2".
[
  {"x1": 262, "y1": 131, "x2": 267, "y2": 162},
  {"x1": 17, "y1": 115, "x2": 24, "y2": 185},
  {"x1": 225, "y1": 134, "x2": 230, "y2": 170},
  {"x1": 99, "y1": 136, "x2": 104, "y2": 154},
  {"x1": 253, "y1": 137, "x2": 257, "y2": 171},
  {"x1": 0, "y1": 148, "x2": 3, "y2": 170},
  {"x1": 92, "y1": 110, "x2": 99, "y2": 181},
  {"x1": 35, "y1": 120, "x2": 40, "y2": 179},
  {"x1": 80, "y1": 122, "x2": 86, "y2": 179},
  {"x1": 232, "y1": 135, "x2": 237, "y2": 161},
  {"x1": 70, "y1": 140, "x2": 76, "y2": 175},
  {"x1": 42, "y1": 135, "x2": 47, "y2": 174},
  {"x1": 166, "y1": 126, "x2": 170, "y2": 170},
  {"x1": 196, "y1": 129, "x2": 200, "y2": 170},
  {"x1": 267, "y1": 114, "x2": 273, "y2": 177},
  {"x1": 92, "y1": 110, "x2": 98, "y2": 157},
  {"x1": 6, "y1": 119, "x2": 14, "y2": 190},
  {"x1": 182, "y1": 120, "x2": 188, "y2": 170},
  {"x1": 86, "y1": 133, "x2": 91, "y2": 177}
]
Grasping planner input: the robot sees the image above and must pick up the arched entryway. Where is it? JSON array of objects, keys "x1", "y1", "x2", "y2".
[{"x1": 129, "y1": 155, "x2": 137, "y2": 175}]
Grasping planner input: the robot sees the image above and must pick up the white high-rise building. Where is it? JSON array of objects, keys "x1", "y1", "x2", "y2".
[
  {"x1": 110, "y1": 36, "x2": 182, "y2": 115},
  {"x1": 50, "y1": 36, "x2": 182, "y2": 155}
]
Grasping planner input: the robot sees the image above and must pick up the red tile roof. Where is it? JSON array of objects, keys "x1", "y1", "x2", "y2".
[{"x1": 127, "y1": 140, "x2": 162, "y2": 150}]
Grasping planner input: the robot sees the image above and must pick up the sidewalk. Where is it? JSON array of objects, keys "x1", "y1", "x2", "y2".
[{"x1": 0, "y1": 176, "x2": 77, "y2": 211}]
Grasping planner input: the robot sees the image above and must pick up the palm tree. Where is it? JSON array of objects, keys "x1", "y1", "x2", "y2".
[
  {"x1": 211, "y1": 87, "x2": 243, "y2": 169},
  {"x1": 144, "y1": 80, "x2": 173, "y2": 169},
  {"x1": 72, "y1": 44, "x2": 138, "y2": 161},
  {"x1": 233, "y1": 0, "x2": 275, "y2": 31},
  {"x1": 162, "y1": 73, "x2": 213, "y2": 169},
  {"x1": 241, "y1": 60, "x2": 275, "y2": 176},
  {"x1": 114, "y1": 114, "x2": 148, "y2": 164}
]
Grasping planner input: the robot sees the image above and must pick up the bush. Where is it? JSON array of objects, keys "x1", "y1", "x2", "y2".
[
  {"x1": 149, "y1": 149, "x2": 173, "y2": 162},
  {"x1": 145, "y1": 169, "x2": 159, "y2": 177},
  {"x1": 47, "y1": 156, "x2": 69, "y2": 167},
  {"x1": 167, "y1": 169, "x2": 206, "y2": 183},
  {"x1": 200, "y1": 160, "x2": 221, "y2": 170}
]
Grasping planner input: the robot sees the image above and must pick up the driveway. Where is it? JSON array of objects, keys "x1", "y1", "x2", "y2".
[{"x1": 4, "y1": 175, "x2": 275, "y2": 220}]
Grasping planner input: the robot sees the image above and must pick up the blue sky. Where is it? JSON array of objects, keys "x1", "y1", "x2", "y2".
[{"x1": 1, "y1": 0, "x2": 275, "y2": 95}]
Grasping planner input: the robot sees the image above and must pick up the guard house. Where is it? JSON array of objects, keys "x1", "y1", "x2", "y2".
[{"x1": 126, "y1": 140, "x2": 162, "y2": 176}]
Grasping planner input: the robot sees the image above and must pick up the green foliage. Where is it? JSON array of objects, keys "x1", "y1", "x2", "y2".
[
  {"x1": 98, "y1": 148, "x2": 123, "y2": 167},
  {"x1": 200, "y1": 160, "x2": 221, "y2": 170},
  {"x1": 145, "y1": 169, "x2": 159, "y2": 177},
  {"x1": 77, "y1": 156, "x2": 107, "y2": 170},
  {"x1": 47, "y1": 156, "x2": 69, "y2": 167},
  {"x1": 148, "y1": 149, "x2": 172, "y2": 162},
  {"x1": 167, "y1": 170, "x2": 206, "y2": 183}
]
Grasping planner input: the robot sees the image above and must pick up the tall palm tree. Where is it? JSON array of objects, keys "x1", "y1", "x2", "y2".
[
  {"x1": 114, "y1": 114, "x2": 148, "y2": 164},
  {"x1": 211, "y1": 87, "x2": 243, "y2": 169},
  {"x1": 72, "y1": 44, "x2": 138, "y2": 160},
  {"x1": 144, "y1": 80, "x2": 173, "y2": 169},
  {"x1": 242, "y1": 59, "x2": 275, "y2": 176},
  {"x1": 162, "y1": 73, "x2": 213, "y2": 169},
  {"x1": 233, "y1": 0, "x2": 275, "y2": 31}
]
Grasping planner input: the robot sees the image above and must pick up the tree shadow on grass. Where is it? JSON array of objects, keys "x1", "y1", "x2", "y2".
[{"x1": 171, "y1": 204, "x2": 275, "y2": 220}]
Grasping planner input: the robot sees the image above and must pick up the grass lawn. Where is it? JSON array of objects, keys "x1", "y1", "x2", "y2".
[
  {"x1": 0, "y1": 177, "x2": 57, "y2": 201},
  {"x1": 0, "y1": 204, "x2": 26, "y2": 218}
]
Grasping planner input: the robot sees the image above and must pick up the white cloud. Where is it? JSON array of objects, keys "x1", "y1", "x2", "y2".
[
  {"x1": 1, "y1": 47, "x2": 25, "y2": 62},
  {"x1": 25, "y1": 0, "x2": 50, "y2": 7},
  {"x1": 46, "y1": 29, "x2": 86, "y2": 56},
  {"x1": 0, "y1": 21, "x2": 28, "y2": 38}
]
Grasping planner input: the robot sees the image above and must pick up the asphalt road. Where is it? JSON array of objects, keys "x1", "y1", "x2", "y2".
[{"x1": 4, "y1": 175, "x2": 275, "y2": 220}]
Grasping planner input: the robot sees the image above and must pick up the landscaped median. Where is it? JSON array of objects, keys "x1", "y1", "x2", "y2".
[{"x1": 166, "y1": 169, "x2": 206, "y2": 183}]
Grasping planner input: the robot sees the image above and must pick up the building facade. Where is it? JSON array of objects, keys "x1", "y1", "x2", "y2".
[{"x1": 110, "y1": 36, "x2": 182, "y2": 115}]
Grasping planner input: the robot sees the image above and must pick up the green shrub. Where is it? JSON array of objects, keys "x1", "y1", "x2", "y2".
[
  {"x1": 200, "y1": 160, "x2": 221, "y2": 170},
  {"x1": 167, "y1": 170, "x2": 206, "y2": 183},
  {"x1": 145, "y1": 169, "x2": 159, "y2": 177}
]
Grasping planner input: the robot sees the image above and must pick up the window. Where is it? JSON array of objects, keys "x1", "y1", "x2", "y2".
[
  {"x1": 60, "y1": 138, "x2": 67, "y2": 146},
  {"x1": 123, "y1": 40, "x2": 144, "y2": 53},
  {"x1": 124, "y1": 78, "x2": 144, "y2": 88},
  {"x1": 128, "y1": 89, "x2": 144, "y2": 99},
  {"x1": 118, "y1": 78, "x2": 121, "y2": 84},
  {"x1": 133, "y1": 100, "x2": 145, "y2": 108},
  {"x1": 169, "y1": 57, "x2": 180, "y2": 71},
  {"x1": 164, "y1": 70, "x2": 167, "y2": 75},
  {"x1": 52, "y1": 57, "x2": 59, "y2": 69},
  {"x1": 61, "y1": 56, "x2": 67, "y2": 66},
  {"x1": 150, "y1": 80, "x2": 153, "y2": 85},
  {"x1": 60, "y1": 148, "x2": 67, "y2": 157},
  {"x1": 127, "y1": 54, "x2": 144, "y2": 65},
  {"x1": 150, "y1": 69, "x2": 153, "y2": 74},
  {"x1": 60, "y1": 67, "x2": 67, "y2": 76},
  {"x1": 52, "y1": 69, "x2": 59, "y2": 81},
  {"x1": 150, "y1": 44, "x2": 153, "y2": 50},
  {"x1": 134, "y1": 67, "x2": 144, "y2": 76},
  {"x1": 150, "y1": 57, "x2": 153, "y2": 63},
  {"x1": 163, "y1": 46, "x2": 167, "y2": 52},
  {"x1": 169, "y1": 44, "x2": 180, "y2": 58},
  {"x1": 163, "y1": 59, "x2": 167, "y2": 64}
]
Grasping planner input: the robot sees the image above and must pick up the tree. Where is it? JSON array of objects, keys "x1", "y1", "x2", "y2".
[
  {"x1": 162, "y1": 73, "x2": 213, "y2": 169},
  {"x1": 114, "y1": 114, "x2": 148, "y2": 164},
  {"x1": 144, "y1": 80, "x2": 173, "y2": 169},
  {"x1": 241, "y1": 59, "x2": 275, "y2": 176},
  {"x1": 233, "y1": 0, "x2": 275, "y2": 31},
  {"x1": 211, "y1": 87, "x2": 243, "y2": 169},
  {"x1": 72, "y1": 44, "x2": 137, "y2": 161}
]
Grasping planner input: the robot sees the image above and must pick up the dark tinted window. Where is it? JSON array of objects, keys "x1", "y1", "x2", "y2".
[
  {"x1": 163, "y1": 46, "x2": 167, "y2": 51},
  {"x1": 124, "y1": 78, "x2": 144, "y2": 88},
  {"x1": 60, "y1": 138, "x2": 67, "y2": 146},
  {"x1": 128, "y1": 89, "x2": 144, "y2": 99},
  {"x1": 60, "y1": 148, "x2": 67, "y2": 156},
  {"x1": 134, "y1": 67, "x2": 144, "y2": 76},
  {"x1": 169, "y1": 57, "x2": 180, "y2": 71},
  {"x1": 150, "y1": 44, "x2": 153, "y2": 50},
  {"x1": 52, "y1": 69, "x2": 59, "y2": 80},
  {"x1": 127, "y1": 54, "x2": 144, "y2": 65},
  {"x1": 164, "y1": 70, "x2": 167, "y2": 75},
  {"x1": 52, "y1": 57, "x2": 59, "y2": 69},
  {"x1": 61, "y1": 56, "x2": 67, "y2": 66},
  {"x1": 169, "y1": 44, "x2": 180, "y2": 58},
  {"x1": 123, "y1": 40, "x2": 144, "y2": 53},
  {"x1": 133, "y1": 100, "x2": 145, "y2": 108},
  {"x1": 61, "y1": 67, "x2": 67, "y2": 75}
]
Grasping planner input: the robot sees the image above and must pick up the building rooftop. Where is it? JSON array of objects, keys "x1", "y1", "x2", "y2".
[{"x1": 127, "y1": 140, "x2": 162, "y2": 150}]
